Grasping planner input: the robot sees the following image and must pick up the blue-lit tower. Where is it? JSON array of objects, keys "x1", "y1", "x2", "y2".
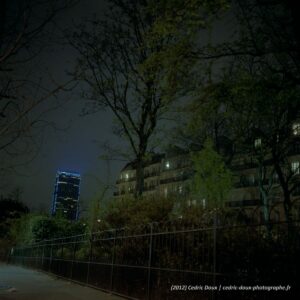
[{"x1": 52, "y1": 171, "x2": 81, "y2": 220}]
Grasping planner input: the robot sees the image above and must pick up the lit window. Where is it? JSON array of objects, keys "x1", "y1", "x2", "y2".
[
  {"x1": 164, "y1": 187, "x2": 168, "y2": 197},
  {"x1": 125, "y1": 173, "x2": 129, "y2": 180},
  {"x1": 165, "y1": 161, "x2": 170, "y2": 169},
  {"x1": 293, "y1": 123, "x2": 300, "y2": 136},
  {"x1": 202, "y1": 198, "x2": 206, "y2": 208},
  {"x1": 254, "y1": 138, "x2": 262, "y2": 148},
  {"x1": 178, "y1": 185, "x2": 183, "y2": 194},
  {"x1": 291, "y1": 161, "x2": 300, "y2": 174}
]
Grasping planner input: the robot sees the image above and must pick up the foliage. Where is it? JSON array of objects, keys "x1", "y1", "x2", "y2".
[
  {"x1": 145, "y1": 0, "x2": 229, "y2": 98},
  {"x1": 102, "y1": 195, "x2": 175, "y2": 229},
  {"x1": 86, "y1": 185, "x2": 110, "y2": 233},
  {"x1": 0, "y1": 198, "x2": 29, "y2": 222},
  {"x1": 0, "y1": 195, "x2": 29, "y2": 258},
  {"x1": 0, "y1": 196, "x2": 29, "y2": 237},
  {"x1": 191, "y1": 139, "x2": 233, "y2": 209},
  {"x1": 10, "y1": 214, "x2": 87, "y2": 245}
]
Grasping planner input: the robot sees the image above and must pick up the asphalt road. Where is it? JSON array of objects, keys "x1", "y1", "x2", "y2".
[{"x1": 0, "y1": 264, "x2": 124, "y2": 300}]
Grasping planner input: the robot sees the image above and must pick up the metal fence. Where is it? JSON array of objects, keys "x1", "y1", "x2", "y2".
[{"x1": 10, "y1": 218, "x2": 300, "y2": 300}]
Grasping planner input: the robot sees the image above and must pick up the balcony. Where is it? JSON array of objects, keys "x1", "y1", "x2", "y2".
[
  {"x1": 113, "y1": 190, "x2": 134, "y2": 196},
  {"x1": 143, "y1": 185, "x2": 156, "y2": 191},
  {"x1": 160, "y1": 173, "x2": 190, "y2": 184},
  {"x1": 234, "y1": 177, "x2": 280, "y2": 189},
  {"x1": 144, "y1": 171, "x2": 160, "y2": 179},
  {"x1": 231, "y1": 162, "x2": 257, "y2": 171},
  {"x1": 226, "y1": 199, "x2": 261, "y2": 207},
  {"x1": 116, "y1": 176, "x2": 137, "y2": 184}
]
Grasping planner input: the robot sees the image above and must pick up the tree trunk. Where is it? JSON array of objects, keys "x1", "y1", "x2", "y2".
[
  {"x1": 273, "y1": 160, "x2": 292, "y2": 223},
  {"x1": 257, "y1": 162, "x2": 272, "y2": 235},
  {"x1": 135, "y1": 158, "x2": 144, "y2": 198}
]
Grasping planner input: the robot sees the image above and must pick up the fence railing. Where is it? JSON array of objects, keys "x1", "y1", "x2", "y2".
[{"x1": 10, "y1": 219, "x2": 300, "y2": 300}]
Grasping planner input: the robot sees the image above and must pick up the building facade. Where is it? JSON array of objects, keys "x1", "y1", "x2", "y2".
[
  {"x1": 114, "y1": 152, "x2": 193, "y2": 200},
  {"x1": 114, "y1": 123, "x2": 300, "y2": 222},
  {"x1": 52, "y1": 171, "x2": 81, "y2": 220}
]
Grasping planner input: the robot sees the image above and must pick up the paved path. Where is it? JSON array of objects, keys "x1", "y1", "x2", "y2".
[{"x1": 0, "y1": 264, "x2": 124, "y2": 300}]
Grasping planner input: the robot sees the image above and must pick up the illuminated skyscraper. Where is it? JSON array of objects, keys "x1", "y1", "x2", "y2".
[{"x1": 51, "y1": 171, "x2": 81, "y2": 220}]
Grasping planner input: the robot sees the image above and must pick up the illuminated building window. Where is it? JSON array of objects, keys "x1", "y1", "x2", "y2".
[
  {"x1": 125, "y1": 173, "x2": 129, "y2": 180},
  {"x1": 178, "y1": 185, "x2": 183, "y2": 194},
  {"x1": 202, "y1": 198, "x2": 206, "y2": 208},
  {"x1": 293, "y1": 123, "x2": 300, "y2": 136},
  {"x1": 291, "y1": 161, "x2": 300, "y2": 174},
  {"x1": 165, "y1": 161, "x2": 170, "y2": 169},
  {"x1": 164, "y1": 187, "x2": 168, "y2": 197},
  {"x1": 254, "y1": 138, "x2": 262, "y2": 148}
]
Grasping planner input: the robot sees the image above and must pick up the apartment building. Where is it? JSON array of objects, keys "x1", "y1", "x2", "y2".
[
  {"x1": 114, "y1": 123, "x2": 300, "y2": 221},
  {"x1": 113, "y1": 152, "x2": 193, "y2": 199}
]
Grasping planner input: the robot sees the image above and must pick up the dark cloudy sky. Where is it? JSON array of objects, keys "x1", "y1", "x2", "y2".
[{"x1": 2, "y1": 0, "x2": 234, "y2": 213}]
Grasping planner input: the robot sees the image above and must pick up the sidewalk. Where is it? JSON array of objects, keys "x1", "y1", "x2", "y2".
[{"x1": 0, "y1": 264, "x2": 124, "y2": 300}]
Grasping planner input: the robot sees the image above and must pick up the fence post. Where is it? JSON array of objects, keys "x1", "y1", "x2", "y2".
[
  {"x1": 147, "y1": 223, "x2": 153, "y2": 300},
  {"x1": 86, "y1": 234, "x2": 93, "y2": 285},
  {"x1": 42, "y1": 244, "x2": 45, "y2": 270},
  {"x1": 49, "y1": 241, "x2": 53, "y2": 273},
  {"x1": 37, "y1": 245, "x2": 40, "y2": 268},
  {"x1": 110, "y1": 229, "x2": 117, "y2": 292},
  {"x1": 212, "y1": 212, "x2": 217, "y2": 300},
  {"x1": 70, "y1": 237, "x2": 76, "y2": 280}
]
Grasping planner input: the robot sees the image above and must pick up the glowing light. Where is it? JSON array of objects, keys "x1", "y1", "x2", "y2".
[
  {"x1": 254, "y1": 138, "x2": 261, "y2": 148},
  {"x1": 293, "y1": 123, "x2": 300, "y2": 136}
]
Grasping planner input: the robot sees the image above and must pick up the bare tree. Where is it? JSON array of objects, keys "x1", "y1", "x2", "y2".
[
  {"x1": 71, "y1": 0, "x2": 186, "y2": 197},
  {"x1": 0, "y1": 0, "x2": 78, "y2": 170}
]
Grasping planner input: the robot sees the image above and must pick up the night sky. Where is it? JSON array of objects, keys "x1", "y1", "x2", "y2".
[
  {"x1": 1, "y1": 0, "x2": 123, "y2": 213},
  {"x1": 1, "y1": 0, "x2": 233, "y2": 214}
]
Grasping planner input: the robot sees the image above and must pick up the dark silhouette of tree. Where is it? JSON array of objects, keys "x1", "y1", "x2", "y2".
[
  {"x1": 71, "y1": 0, "x2": 225, "y2": 197},
  {"x1": 0, "y1": 0, "x2": 77, "y2": 171},
  {"x1": 0, "y1": 193, "x2": 29, "y2": 239}
]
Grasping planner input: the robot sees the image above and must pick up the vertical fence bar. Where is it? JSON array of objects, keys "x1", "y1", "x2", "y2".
[
  {"x1": 37, "y1": 245, "x2": 39, "y2": 268},
  {"x1": 42, "y1": 244, "x2": 45, "y2": 270},
  {"x1": 147, "y1": 223, "x2": 153, "y2": 300},
  {"x1": 49, "y1": 241, "x2": 53, "y2": 272},
  {"x1": 110, "y1": 229, "x2": 117, "y2": 292},
  {"x1": 212, "y1": 212, "x2": 217, "y2": 300},
  {"x1": 70, "y1": 237, "x2": 76, "y2": 280},
  {"x1": 86, "y1": 234, "x2": 93, "y2": 285}
]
